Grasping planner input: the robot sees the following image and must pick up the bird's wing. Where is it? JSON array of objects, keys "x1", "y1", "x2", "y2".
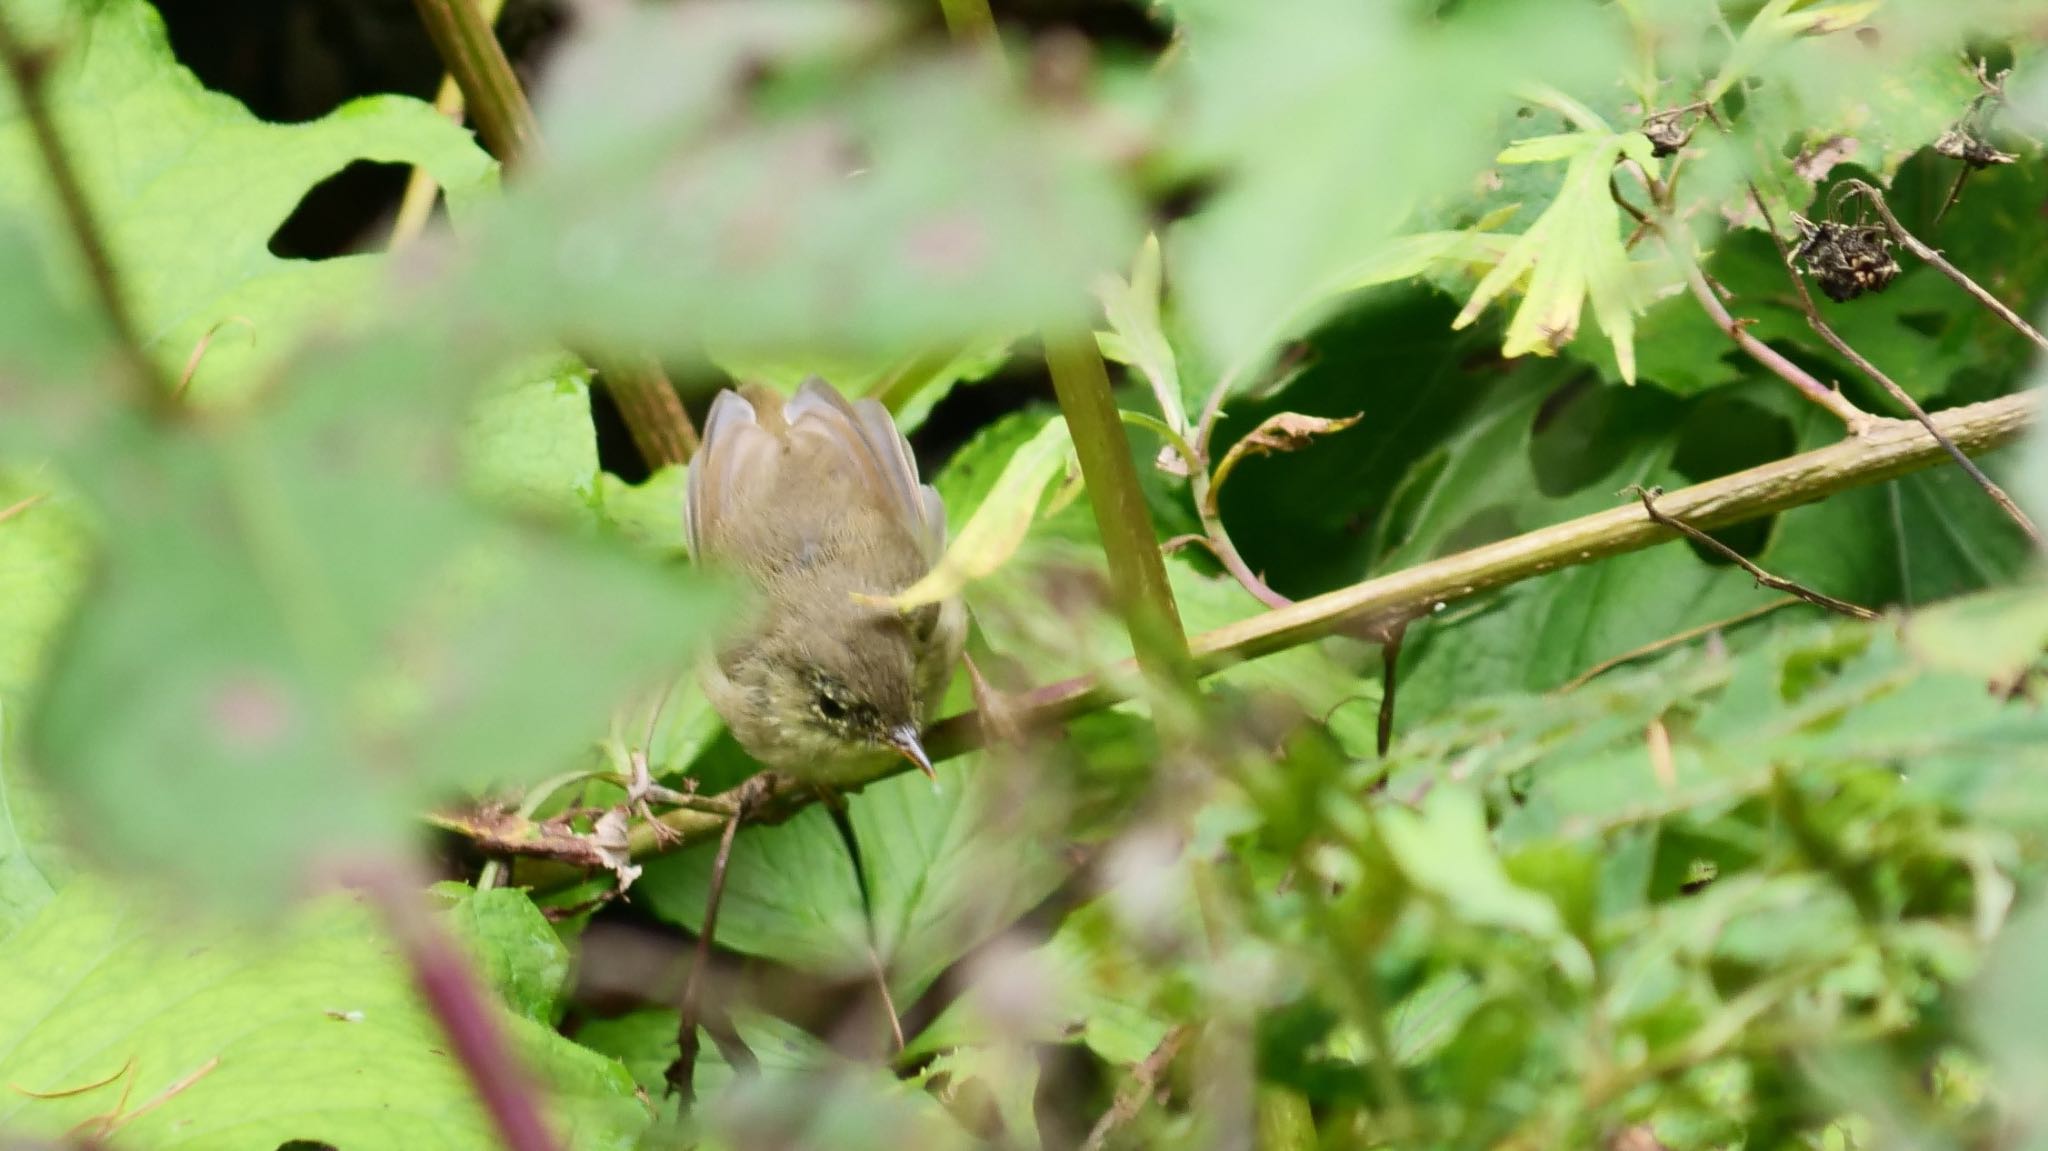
[
  {"x1": 784, "y1": 377, "x2": 938, "y2": 548},
  {"x1": 686, "y1": 388, "x2": 783, "y2": 558},
  {"x1": 917, "y1": 485, "x2": 948, "y2": 565}
]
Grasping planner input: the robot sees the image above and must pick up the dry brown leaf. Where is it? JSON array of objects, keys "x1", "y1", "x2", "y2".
[{"x1": 1213, "y1": 411, "x2": 1363, "y2": 492}]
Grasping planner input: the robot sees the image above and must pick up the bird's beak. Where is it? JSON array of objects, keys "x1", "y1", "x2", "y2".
[{"x1": 886, "y1": 725, "x2": 937, "y2": 781}]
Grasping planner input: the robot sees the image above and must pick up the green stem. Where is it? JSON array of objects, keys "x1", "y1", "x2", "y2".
[
  {"x1": 937, "y1": 0, "x2": 1001, "y2": 51},
  {"x1": 1045, "y1": 335, "x2": 1197, "y2": 691},
  {"x1": 390, "y1": 0, "x2": 511, "y2": 250},
  {"x1": 407, "y1": 0, "x2": 539, "y2": 166},
  {"x1": 930, "y1": 0, "x2": 1190, "y2": 686}
]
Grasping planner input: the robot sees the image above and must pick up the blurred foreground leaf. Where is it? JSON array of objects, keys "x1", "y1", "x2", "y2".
[
  {"x1": 21, "y1": 338, "x2": 732, "y2": 906},
  {"x1": 463, "y1": 0, "x2": 1140, "y2": 365}
]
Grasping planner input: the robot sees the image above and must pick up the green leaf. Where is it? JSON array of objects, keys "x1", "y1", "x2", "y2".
[
  {"x1": 576, "y1": 1006, "x2": 971, "y2": 1151},
  {"x1": 941, "y1": 407, "x2": 1387, "y2": 753},
  {"x1": 0, "y1": 0, "x2": 497, "y2": 405},
  {"x1": 1377, "y1": 785, "x2": 1592, "y2": 982},
  {"x1": 880, "y1": 415, "x2": 1074, "y2": 611},
  {"x1": 0, "y1": 704, "x2": 69, "y2": 945},
  {"x1": 596, "y1": 466, "x2": 692, "y2": 559},
  {"x1": 639, "y1": 754, "x2": 1067, "y2": 1002},
  {"x1": 1096, "y1": 233, "x2": 1187, "y2": 430},
  {"x1": 920, "y1": 1044, "x2": 1041, "y2": 1148},
  {"x1": 1206, "y1": 290, "x2": 1533, "y2": 595},
  {"x1": 435, "y1": 884, "x2": 572, "y2": 1026},
  {"x1": 851, "y1": 761, "x2": 1068, "y2": 998},
  {"x1": 1452, "y1": 129, "x2": 1661, "y2": 382},
  {"x1": 637, "y1": 807, "x2": 870, "y2": 977},
  {"x1": 1607, "y1": 156, "x2": 2048, "y2": 401},
  {"x1": 0, "y1": 472, "x2": 90, "y2": 711},
  {"x1": 0, "y1": 880, "x2": 648, "y2": 1149},
  {"x1": 1390, "y1": 374, "x2": 2030, "y2": 724},
  {"x1": 1384, "y1": 597, "x2": 2048, "y2": 845},
  {"x1": 577, "y1": 1005, "x2": 843, "y2": 1101}
]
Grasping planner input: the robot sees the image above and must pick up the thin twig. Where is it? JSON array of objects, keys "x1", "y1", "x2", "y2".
[
  {"x1": 1558, "y1": 598, "x2": 1801, "y2": 691},
  {"x1": 1749, "y1": 184, "x2": 2042, "y2": 547},
  {"x1": 389, "y1": 0, "x2": 507, "y2": 251},
  {"x1": 0, "y1": 11, "x2": 172, "y2": 412},
  {"x1": 1839, "y1": 178, "x2": 2048, "y2": 353},
  {"x1": 461, "y1": 391, "x2": 2034, "y2": 872},
  {"x1": 664, "y1": 775, "x2": 767, "y2": 1104},
  {"x1": 1079, "y1": 1025, "x2": 1191, "y2": 1151},
  {"x1": 362, "y1": 865, "x2": 564, "y2": 1151},
  {"x1": 1189, "y1": 466, "x2": 1292, "y2": 611},
  {"x1": 1377, "y1": 620, "x2": 1407, "y2": 758},
  {"x1": 1629, "y1": 487, "x2": 1878, "y2": 620},
  {"x1": 1658, "y1": 225, "x2": 1872, "y2": 432},
  {"x1": 1044, "y1": 336, "x2": 1196, "y2": 691}
]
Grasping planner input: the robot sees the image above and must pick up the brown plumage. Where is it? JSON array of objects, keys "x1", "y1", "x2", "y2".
[{"x1": 685, "y1": 377, "x2": 965, "y2": 781}]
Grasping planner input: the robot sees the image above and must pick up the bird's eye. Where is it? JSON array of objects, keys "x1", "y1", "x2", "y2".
[{"x1": 815, "y1": 694, "x2": 848, "y2": 722}]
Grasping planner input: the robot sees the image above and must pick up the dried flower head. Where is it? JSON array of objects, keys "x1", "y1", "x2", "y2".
[{"x1": 1791, "y1": 214, "x2": 1899, "y2": 303}]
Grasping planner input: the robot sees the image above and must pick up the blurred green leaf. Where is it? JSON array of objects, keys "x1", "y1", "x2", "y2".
[
  {"x1": 0, "y1": 473, "x2": 90, "y2": 710},
  {"x1": 466, "y1": 2, "x2": 1140, "y2": 365},
  {"x1": 1379, "y1": 785, "x2": 1592, "y2": 982},
  {"x1": 23, "y1": 338, "x2": 732, "y2": 905},
  {"x1": 1972, "y1": 893, "x2": 2048, "y2": 1131},
  {"x1": 0, "y1": 705, "x2": 69, "y2": 945},
  {"x1": 459, "y1": 364, "x2": 602, "y2": 523},
  {"x1": 0, "y1": 0, "x2": 496, "y2": 404},
  {"x1": 0, "y1": 880, "x2": 648, "y2": 1149},
  {"x1": 909, "y1": 897, "x2": 1172, "y2": 1066}
]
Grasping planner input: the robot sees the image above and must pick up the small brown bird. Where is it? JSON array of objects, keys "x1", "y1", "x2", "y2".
[{"x1": 684, "y1": 378, "x2": 966, "y2": 782}]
